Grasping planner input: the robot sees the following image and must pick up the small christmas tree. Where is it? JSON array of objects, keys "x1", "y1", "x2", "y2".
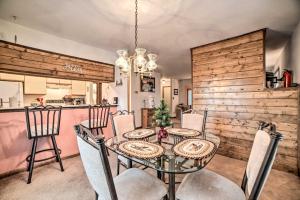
[{"x1": 153, "y1": 100, "x2": 172, "y2": 128}]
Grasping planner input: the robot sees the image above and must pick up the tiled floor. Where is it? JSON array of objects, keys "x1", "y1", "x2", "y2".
[{"x1": 0, "y1": 153, "x2": 299, "y2": 200}]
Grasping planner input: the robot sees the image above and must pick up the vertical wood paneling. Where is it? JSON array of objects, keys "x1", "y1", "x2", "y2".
[{"x1": 192, "y1": 30, "x2": 300, "y2": 174}]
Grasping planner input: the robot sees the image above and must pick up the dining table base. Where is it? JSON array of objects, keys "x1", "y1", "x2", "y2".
[{"x1": 168, "y1": 173, "x2": 176, "y2": 200}]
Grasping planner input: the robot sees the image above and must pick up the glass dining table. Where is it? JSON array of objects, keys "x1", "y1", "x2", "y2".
[{"x1": 105, "y1": 128, "x2": 220, "y2": 200}]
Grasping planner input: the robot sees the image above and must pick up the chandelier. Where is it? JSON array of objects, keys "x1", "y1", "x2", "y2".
[{"x1": 115, "y1": 0, "x2": 158, "y2": 76}]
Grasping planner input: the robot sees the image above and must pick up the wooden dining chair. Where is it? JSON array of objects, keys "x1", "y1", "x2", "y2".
[
  {"x1": 110, "y1": 110, "x2": 136, "y2": 175},
  {"x1": 176, "y1": 121, "x2": 282, "y2": 200},
  {"x1": 181, "y1": 109, "x2": 208, "y2": 138},
  {"x1": 74, "y1": 125, "x2": 167, "y2": 200}
]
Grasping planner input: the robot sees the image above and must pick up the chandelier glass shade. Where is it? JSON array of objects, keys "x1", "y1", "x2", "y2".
[{"x1": 115, "y1": 0, "x2": 158, "y2": 76}]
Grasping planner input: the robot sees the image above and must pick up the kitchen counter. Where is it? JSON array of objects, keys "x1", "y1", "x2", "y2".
[
  {"x1": 0, "y1": 104, "x2": 118, "y2": 113},
  {"x1": 0, "y1": 105, "x2": 117, "y2": 177}
]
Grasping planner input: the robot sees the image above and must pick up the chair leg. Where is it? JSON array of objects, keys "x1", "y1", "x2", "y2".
[
  {"x1": 27, "y1": 138, "x2": 38, "y2": 184},
  {"x1": 27, "y1": 138, "x2": 36, "y2": 172},
  {"x1": 117, "y1": 158, "x2": 120, "y2": 175},
  {"x1": 106, "y1": 147, "x2": 110, "y2": 156},
  {"x1": 51, "y1": 135, "x2": 64, "y2": 172},
  {"x1": 95, "y1": 191, "x2": 98, "y2": 200}
]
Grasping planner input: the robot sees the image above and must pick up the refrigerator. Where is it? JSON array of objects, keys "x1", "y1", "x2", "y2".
[{"x1": 0, "y1": 81, "x2": 24, "y2": 108}]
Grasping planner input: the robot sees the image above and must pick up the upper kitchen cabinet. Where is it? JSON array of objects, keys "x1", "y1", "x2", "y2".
[
  {"x1": 59, "y1": 79, "x2": 72, "y2": 85},
  {"x1": 46, "y1": 78, "x2": 60, "y2": 84},
  {"x1": 71, "y1": 80, "x2": 86, "y2": 95},
  {"x1": 24, "y1": 76, "x2": 47, "y2": 94},
  {"x1": 0, "y1": 73, "x2": 24, "y2": 82}
]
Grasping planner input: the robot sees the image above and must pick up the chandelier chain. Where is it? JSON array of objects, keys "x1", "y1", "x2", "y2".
[{"x1": 135, "y1": 0, "x2": 138, "y2": 49}]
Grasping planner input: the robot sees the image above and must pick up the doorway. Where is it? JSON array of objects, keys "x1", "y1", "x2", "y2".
[{"x1": 162, "y1": 86, "x2": 172, "y2": 111}]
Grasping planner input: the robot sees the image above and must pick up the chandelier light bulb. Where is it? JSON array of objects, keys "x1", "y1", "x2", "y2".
[
  {"x1": 115, "y1": 49, "x2": 130, "y2": 74},
  {"x1": 146, "y1": 53, "x2": 158, "y2": 71},
  {"x1": 134, "y1": 48, "x2": 147, "y2": 70}
]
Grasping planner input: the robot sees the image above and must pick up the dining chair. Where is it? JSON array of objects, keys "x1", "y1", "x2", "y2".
[
  {"x1": 181, "y1": 109, "x2": 208, "y2": 138},
  {"x1": 74, "y1": 125, "x2": 168, "y2": 200},
  {"x1": 110, "y1": 110, "x2": 136, "y2": 175},
  {"x1": 176, "y1": 121, "x2": 282, "y2": 200},
  {"x1": 25, "y1": 105, "x2": 64, "y2": 184}
]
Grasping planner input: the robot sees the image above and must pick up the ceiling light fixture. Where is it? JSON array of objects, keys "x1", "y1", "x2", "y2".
[{"x1": 115, "y1": 0, "x2": 158, "y2": 76}]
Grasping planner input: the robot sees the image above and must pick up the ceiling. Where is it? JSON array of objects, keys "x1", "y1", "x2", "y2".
[{"x1": 0, "y1": 0, "x2": 300, "y2": 79}]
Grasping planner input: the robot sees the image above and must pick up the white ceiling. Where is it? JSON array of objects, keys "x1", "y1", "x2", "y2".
[{"x1": 0, "y1": 0, "x2": 300, "y2": 79}]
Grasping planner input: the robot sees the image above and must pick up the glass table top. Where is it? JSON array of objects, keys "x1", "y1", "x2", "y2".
[{"x1": 105, "y1": 130, "x2": 220, "y2": 174}]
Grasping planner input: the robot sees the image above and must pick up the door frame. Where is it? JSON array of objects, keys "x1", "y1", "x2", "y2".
[
  {"x1": 162, "y1": 86, "x2": 172, "y2": 111},
  {"x1": 187, "y1": 88, "x2": 192, "y2": 108}
]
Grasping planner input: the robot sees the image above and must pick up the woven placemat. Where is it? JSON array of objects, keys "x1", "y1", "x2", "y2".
[
  {"x1": 172, "y1": 139, "x2": 216, "y2": 159},
  {"x1": 167, "y1": 128, "x2": 200, "y2": 137},
  {"x1": 118, "y1": 140, "x2": 164, "y2": 159},
  {"x1": 123, "y1": 129, "x2": 155, "y2": 140}
]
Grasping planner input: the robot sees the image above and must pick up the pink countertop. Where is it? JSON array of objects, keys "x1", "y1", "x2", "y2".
[{"x1": 0, "y1": 106, "x2": 116, "y2": 176}]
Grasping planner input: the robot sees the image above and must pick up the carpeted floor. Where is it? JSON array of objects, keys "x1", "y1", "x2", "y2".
[{"x1": 0, "y1": 153, "x2": 299, "y2": 200}]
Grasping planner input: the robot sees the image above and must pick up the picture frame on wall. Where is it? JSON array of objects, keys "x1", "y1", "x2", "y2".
[
  {"x1": 141, "y1": 76, "x2": 155, "y2": 92},
  {"x1": 174, "y1": 89, "x2": 178, "y2": 95}
]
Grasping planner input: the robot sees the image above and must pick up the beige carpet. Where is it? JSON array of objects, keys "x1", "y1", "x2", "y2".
[{"x1": 0, "y1": 153, "x2": 299, "y2": 200}]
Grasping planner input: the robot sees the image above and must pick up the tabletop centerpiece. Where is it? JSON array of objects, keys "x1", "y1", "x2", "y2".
[{"x1": 153, "y1": 100, "x2": 172, "y2": 144}]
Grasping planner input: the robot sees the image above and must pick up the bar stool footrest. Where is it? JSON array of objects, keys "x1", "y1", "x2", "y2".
[{"x1": 26, "y1": 148, "x2": 62, "y2": 163}]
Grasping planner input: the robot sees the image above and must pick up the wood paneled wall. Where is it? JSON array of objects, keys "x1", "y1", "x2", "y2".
[
  {"x1": 192, "y1": 30, "x2": 300, "y2": 174},
  {"x1": 0, "y1": 40, "x2": 114, "y2": 82}
]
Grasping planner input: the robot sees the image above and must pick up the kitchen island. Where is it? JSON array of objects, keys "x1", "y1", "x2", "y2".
[{"x1": 0, "y1": 105, "x2": 117, "y2": 177}]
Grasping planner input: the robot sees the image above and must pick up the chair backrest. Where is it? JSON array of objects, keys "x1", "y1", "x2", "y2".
[
  {"x1": 110, "y1": 110, "x2": 135, "y2": 137},
  {"x1": 241, "y1": 122, "x2": 282, "y2": 200},
  {"x1": 74, "y1": 125, "x2": 118, "y2": 200},
  {"x1": 25, "y1": 105, "x2": 62, "y2": 139},
  {"x1": 88, "y1": 104, "x2": 110, "y2": 129},
  {"x1": 181, "y1": 109, "x2": 208, "y2": 135}
]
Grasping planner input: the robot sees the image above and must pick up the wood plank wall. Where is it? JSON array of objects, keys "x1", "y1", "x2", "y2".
[
  {"x1": 0, "y1": 40, "x2": 114, "y2": 82},
  {"x1": 192, "y1": 30, "x2": 300, "y2": 174}
]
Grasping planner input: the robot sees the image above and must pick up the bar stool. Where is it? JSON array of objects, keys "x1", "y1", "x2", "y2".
[
  {"x1": 80, "y1": 104, "x2": 110, "y2": 135},
  {"x1": 25, "y1": 105, "x2": 64, "y2": 184},
  {"x1": 80, "y1": 104, "x2": 110, "y2": 153}
]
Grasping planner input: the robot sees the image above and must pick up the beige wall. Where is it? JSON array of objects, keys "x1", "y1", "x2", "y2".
[
  {"x1": 179, "y1": 79, "x2": 192, "y2": 105},
  {"x1": 130, "y1": 72, "x2": 161, "y2": 127},
  {"x1": 291, "y1": 20, "x2": 300, "y2": 83},
  {"x1": 273, "y1": 40, "x2": 291, "y2": 79}
]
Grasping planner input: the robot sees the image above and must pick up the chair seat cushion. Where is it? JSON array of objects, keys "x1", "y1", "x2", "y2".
[
  {"x1": 29, "y1": 124, "x2": 58, "y2": 137},
  {"x1": 113, "y1": 168, "x2": 167, "y2": 200},
  {"x1": 177, "y1": 169, "x2": 245, "y2": 200}
]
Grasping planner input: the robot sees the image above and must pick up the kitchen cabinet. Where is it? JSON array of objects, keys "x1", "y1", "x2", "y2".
[
  {"x1": 71, "y1": 80, "x2": 86, "y2": 95},
  {"x1": 24, "y1": 76, "x2": 47, "y2": 94},
  {"x1": 47, "y1": 78, "x2": 60, "y2": 84},
  {"x1": 141, "y1": 108, "x2": 155, "y2": 128},
  {"x1": 59, "y1": 79, "x2": 72, "y2": 85},
  {"x1": 0, "y1": 73, "x2": 24, "y2": 81}
]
